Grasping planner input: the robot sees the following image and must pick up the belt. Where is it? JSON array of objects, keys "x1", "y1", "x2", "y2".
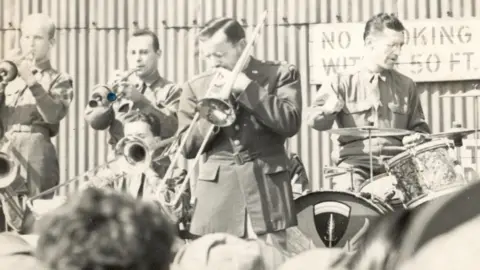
[
  {"x1": 233, "y1": 150, "x2": 260, "y2": 165},
  {"x1": 7, "y1": 124, "x2": 50, "y2": 137},
  {"x1": 208, "y1": 147, "x2": 285, "y2": 165}
]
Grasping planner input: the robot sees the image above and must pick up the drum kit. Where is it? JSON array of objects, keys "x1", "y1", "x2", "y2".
[{"x1": 294, "y1": 89, "x2": 480, "y2": 251}]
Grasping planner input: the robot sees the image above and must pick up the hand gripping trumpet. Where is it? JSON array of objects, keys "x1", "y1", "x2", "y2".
[
  {"x1": 87, "y1": 68, "x2": 141, "y2": 108},
  {"x1": 0, "y1": 50, "x2": 35, "y2": 84}
]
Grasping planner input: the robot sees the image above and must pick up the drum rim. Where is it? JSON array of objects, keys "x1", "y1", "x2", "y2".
[
  {"x1": 295, "y1": 190, "x2": 391, "y2": 215},
  {"x1": 405, "y1": 185, "x2": 465, "y2": 209},
  {"x1": 386, "y1": 140, "x2": 453, "y2": 167}
]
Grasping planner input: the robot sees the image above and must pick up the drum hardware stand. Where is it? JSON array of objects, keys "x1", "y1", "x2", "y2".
[
  {"x1": 441, "y1": 85, "x2": 480, "y2": 173},
  {"x1": 368, "y1": 128, "x2": 374, "y2": 182}
]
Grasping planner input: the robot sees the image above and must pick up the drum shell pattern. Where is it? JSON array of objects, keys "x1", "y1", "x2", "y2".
[{"x1": 0, "y1": 0, "x2": 479, "y2": 193}]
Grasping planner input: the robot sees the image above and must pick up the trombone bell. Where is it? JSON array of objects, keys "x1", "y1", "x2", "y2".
[
  {"x1": 124, "y1": 142, "x2": 148, "y2": 164},
  {"x1": 197, "y1": 98, "x2": 236, "y2": 127},
  {"x1": 0, "y1": 60, "x2": 18, "y2": 83}
]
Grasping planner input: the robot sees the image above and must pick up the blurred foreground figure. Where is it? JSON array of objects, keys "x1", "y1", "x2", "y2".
[
  {"x1": 35, "y1": 187, "x2": 177, "y2": 270},
  {"x1": 398, "y1": 215, "x2": 480, "y2": 270},
  {"x1": 171, "y1": 233, "x2": 288, "y2": 270},
  {"x1": 0, "y1": 232, "x2": 46, "y2": 270}
]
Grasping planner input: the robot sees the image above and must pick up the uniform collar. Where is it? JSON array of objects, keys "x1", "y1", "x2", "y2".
[{"x1": 32, "y1": 60, "x2": 52, "y2": 74}]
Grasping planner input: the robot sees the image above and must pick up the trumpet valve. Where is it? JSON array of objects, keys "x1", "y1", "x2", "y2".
[{"x1": 0, "y1": 60, "x2": 18, "y2": 83}]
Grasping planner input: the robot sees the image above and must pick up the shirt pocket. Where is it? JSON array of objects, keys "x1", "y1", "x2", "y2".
[
  {"x1": 388, "y1": 102, "x2": 409, "y2": 128},
  {"x1": 197, "y1": 163, "x2": 220, "y2": 182},
  {"x1": 341, "y1": 101, "x2": 372, "y2": 127}
]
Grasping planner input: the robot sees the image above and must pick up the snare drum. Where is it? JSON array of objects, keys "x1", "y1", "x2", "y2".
[
  {"x1": 385, "y1": 140, "x2": 467, "y2": 206},
  {"x1": 295, "y1": 191, "x2": 392, "y2": 248}
]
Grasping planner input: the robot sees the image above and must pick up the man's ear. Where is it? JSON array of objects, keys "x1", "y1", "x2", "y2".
[
  {"x1": 236, "y1": 38, "x2": 247, "y2": 53},
  {"x1": 49, "y1": 38, "x2": 55, "y2": 48},
  {"x1": 156, "y1": 49, "x2": 162, "y2": 58}
]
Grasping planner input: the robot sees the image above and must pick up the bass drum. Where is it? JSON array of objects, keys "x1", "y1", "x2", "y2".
[
  {"x1": 295, "y1": 191, "x2": 392, "y2": 248},
  {"x1": 397, "y1": 180, "x2": 480, "y2": 265}
]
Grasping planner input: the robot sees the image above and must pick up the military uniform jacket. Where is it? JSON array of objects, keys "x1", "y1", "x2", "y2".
[{"x1": 177, "y1": 57, "x2": 302, "y2": 237}]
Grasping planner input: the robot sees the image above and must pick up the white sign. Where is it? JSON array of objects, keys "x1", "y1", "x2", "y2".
[{"x1": 309, "y1": 18, "x2": 480, "y2": 84}]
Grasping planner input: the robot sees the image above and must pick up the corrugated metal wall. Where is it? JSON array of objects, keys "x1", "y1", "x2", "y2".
[{"x1": 1, "y1": 0, "x2": 479, "y2": 193}]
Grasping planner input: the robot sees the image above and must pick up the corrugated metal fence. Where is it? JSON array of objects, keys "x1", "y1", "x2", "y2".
[{"x1": 1, "y1": 0, "x2": 479, "y2": 192}]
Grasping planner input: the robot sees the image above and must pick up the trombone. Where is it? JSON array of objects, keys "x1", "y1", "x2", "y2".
[{"x1": 159, "y1": 10, "x2": 269, "y2": 207}]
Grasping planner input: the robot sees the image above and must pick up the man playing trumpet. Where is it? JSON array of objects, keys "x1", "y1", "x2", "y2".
[
  {"x1": 84, "y1": 29, "x2": 181, "y2": 149},
  {"x1": 0, "y1": 13, "x2": 74, "y2": 232},
  {"x1": 177, "y1": 17, "x2": 302, "y2": 250}
]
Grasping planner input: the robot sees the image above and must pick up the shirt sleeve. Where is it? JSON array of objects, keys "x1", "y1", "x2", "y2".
[
  {"x1": 304, "y1": 74, "x2": 344, "y2": 131},
  {"x1": 30, "y1": 72, "x2": 74, "y2": 124},
  {"x1": 235, "y1": 64, "x2": 302, "y2": 138}
]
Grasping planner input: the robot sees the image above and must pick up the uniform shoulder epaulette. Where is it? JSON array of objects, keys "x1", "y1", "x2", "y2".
[{"x1": 261, "y1": 60, "x2": 288, "y2": 66}]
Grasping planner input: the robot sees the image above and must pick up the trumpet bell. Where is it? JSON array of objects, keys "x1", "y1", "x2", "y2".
[
  {"x1": 197, "y1": 98, "x2": 236, "y2": 127},
  {"x1": 0, "y1": 60, "x2": 18, "y2": 83}
]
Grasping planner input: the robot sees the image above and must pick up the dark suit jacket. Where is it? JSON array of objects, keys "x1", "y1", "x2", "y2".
[{"x1": 177, "y1": 57, "x2": 302, "y2": 237}]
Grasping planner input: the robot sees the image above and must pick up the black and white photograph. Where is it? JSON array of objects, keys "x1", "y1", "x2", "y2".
[{"x1": 0, "y1": 0, "x2": 479, "y2": 269}]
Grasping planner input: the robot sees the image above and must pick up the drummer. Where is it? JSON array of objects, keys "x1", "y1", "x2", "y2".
[{"x1": 304, "y1": 13, "x2": 431, "y2": 191}]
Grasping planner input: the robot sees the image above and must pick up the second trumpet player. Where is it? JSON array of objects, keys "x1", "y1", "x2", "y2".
[{"x1": 0, "y1": 13, "x2": 74, "y2": 233}]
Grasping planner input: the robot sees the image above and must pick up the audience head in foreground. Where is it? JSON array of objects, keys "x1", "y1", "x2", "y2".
[{"x1": 35, "y1": 187, "x2": 177, "y2": 270}]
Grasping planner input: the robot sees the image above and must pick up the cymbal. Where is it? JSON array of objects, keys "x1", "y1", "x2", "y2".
[
  {"x1": 430, "y1": 128, "x2": 479, "y2": 139},
  {"x1": 327, "y1": 126, "x2": 413, "y2": 137},
  {"x1": 441, "y1": 89, "x2": 480, "y2": 98}
]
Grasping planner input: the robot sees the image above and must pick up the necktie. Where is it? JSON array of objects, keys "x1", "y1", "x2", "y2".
[{"x1": 370, "y1": 74, "x2": 381, "y2": 127}]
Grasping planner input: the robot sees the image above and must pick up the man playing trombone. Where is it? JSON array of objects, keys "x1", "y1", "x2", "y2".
[
  {"x1": 84, "y1": 29, "x2": 181, "y2": 149},
  {"x1": 177, "y1": 17, "x2": 302, "y2": 250},
  {"x1": 83, "y1": 110, "x2": 192, "y2": 229},
  {"x1": 0, "y1": 13, "x2": 74, "y2": 232}
]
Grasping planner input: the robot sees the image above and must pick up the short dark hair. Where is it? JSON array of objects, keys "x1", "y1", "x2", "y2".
[
  {"x1": 131, "y1": 28, "x2": 160, "y2": 51},
  {"x1": 197, "y1": 17, "x2": 245, "y2": 44},
  {"x1": 35, "y1": 187, "x2": 177, "y2": 270},
  {"x1": 363, "y1": 13, "x2": 405, "y2": 41},
  {"x1": 123, "y1": 110, "x2": 161, "y2": 137}
]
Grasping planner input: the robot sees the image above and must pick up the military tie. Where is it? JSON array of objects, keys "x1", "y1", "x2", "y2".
[{"x1": 369, "y1": 74, "x2": 381, "y2": 127}]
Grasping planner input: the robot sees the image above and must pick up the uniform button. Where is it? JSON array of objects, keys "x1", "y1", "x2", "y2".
[
  {"x1": 234, "y1": 125, "x2": 240, "y2": 131},
  {"x1": 233, "y1": 140, "x2": 240, "y2": 146}
]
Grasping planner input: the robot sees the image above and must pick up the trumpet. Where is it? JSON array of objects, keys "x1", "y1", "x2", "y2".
[
  {"x1": 0, "y1": 60, "x2": 18, "y2": 84},
  {"x1": 87, "y1": 68, "x2": 141, "y2": 108},
  {"x1": 0, "y1": 50, "x2": 35, "y2": 84}
]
